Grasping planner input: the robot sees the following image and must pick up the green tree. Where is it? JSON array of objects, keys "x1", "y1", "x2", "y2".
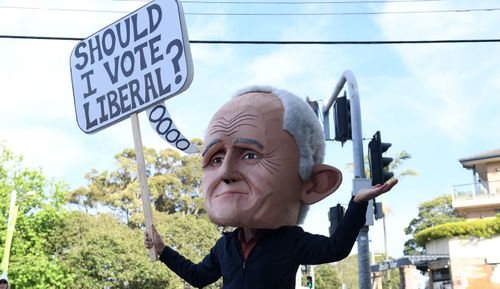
[
  {"x1": 48, "y1": 211, "x2": 221, "y2": 289},
  {"x1": 68, "y1": 141, "x2": 204, "y2": 227},
  {"x1": 331, "y1": 255, "x2": 359, "y2": 289},
  {"x1": 314, "y1": 264, "x2": 341, "y2": 289},
  {"x1": 49, "y1": 212, "x2": 176, "y2": 289},
  {"x1": 403, "y1": 194, "x2": 464, "y2": 255},
  {"x1": 0, "y1": 144, "x2": 72, "y2": 288},
  {"x1": 154, "y1": 212, "x2": 223, "y2": 289},
  {"x1": 328, "y1": 254, "x2": 401, "y2": 289}
]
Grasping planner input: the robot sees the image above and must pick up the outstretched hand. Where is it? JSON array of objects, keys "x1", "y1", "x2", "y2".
[
  {"x1": 353, "y1": 179, "x2": 398, "y2": 203},
  {"x1": 144, "y1": 224, "x2": 166, "y2": 256}
]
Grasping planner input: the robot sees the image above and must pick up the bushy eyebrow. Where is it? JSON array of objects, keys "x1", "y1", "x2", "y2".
[
  {"x1": 202, "y1": 138, "x2": 221, "y2": 156},
  {"x1": 234, "y1": 138, "x2": 264, "y2": 150}
]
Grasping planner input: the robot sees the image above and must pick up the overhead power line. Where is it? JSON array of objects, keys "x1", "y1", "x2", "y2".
[
  {"x1": 1, "y1": 34, "x2": 500, "y2": 45},
  {"x1": 1, "y1": 4, "x2": 500, "y2": 16},
  {"x1": 185, "y1": 7, "x2": 500, "y2": 15}
]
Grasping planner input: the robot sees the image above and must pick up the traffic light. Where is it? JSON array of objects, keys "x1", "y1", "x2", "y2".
[
  {"x1": 306, "y1": 276, "x2": 313, "y2": 288},
  {"x1": 368, "y1": 131, "x2": 394, "y2": 186},
  {"x1": 328, "y1": 203, "x2": 345, "y2": 236},
  {"x1": 334, "y1": 92, "x2": 352, "y2": 144}
]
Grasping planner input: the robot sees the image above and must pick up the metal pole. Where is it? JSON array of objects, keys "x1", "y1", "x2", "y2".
[
  {"x1": 323, "y1": 70, "x2": 371, "y2": 289},
  {"x1": 383, "y1": 213, "x2": 392, "y2": 286}
]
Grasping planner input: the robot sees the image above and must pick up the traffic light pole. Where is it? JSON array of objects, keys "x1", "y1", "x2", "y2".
[{"x1": 322, "y1": 70, "x2": 372, "y2": 289}]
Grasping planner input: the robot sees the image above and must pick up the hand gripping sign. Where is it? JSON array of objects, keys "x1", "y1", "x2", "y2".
[{"x1": 70, "y1": 0, "x2": 195, "y2": 261}]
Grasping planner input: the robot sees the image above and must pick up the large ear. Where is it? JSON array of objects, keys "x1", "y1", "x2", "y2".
[{"x1": 300, "y1": 164, "x2": 342, "y2": 205}]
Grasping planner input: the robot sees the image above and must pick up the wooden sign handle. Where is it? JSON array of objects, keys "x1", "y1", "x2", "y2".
[{"x1": 130, "y1": 113, "x2": 157, "y2": 261}]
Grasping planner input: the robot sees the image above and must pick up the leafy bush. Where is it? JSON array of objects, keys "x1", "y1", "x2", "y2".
[{"x1": 414, "y1": 217, "x2": 500, "y2": 246}]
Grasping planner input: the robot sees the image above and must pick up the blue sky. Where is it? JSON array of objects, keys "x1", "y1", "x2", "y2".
[{"x1": 1, "y1": 0, "x2": 500, "y2": 258}]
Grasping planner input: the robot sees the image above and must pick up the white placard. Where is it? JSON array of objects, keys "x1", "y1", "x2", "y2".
[{"x1": 70, "y1": 0, "x2": 193, "y2": 134}]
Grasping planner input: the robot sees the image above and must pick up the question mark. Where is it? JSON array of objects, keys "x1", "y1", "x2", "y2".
[{"x1": 167, "y1": 39, "x2": 183, "y2": 85}]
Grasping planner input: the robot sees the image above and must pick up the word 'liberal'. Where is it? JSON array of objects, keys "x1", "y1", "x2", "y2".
[{"x1": 70, "y1": 0, "x2": 193, "y2": 134}]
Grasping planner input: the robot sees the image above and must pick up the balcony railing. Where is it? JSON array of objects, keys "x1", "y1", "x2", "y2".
[{"x1": 452, "y1": 180, "x2": 500, "y2": 202}]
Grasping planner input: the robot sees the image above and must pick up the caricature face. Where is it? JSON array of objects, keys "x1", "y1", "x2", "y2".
[{"x1": 202, "y1": 93, "x2": 307, "y2": 228}]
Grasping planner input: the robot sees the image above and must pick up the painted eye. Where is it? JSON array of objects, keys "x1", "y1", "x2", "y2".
[
  {"x1": 211, "y1": 156, "x2": 224, "y2": 165},
  {"x1": 243, "y1": 152, "x2": 258, "y2": 160}
]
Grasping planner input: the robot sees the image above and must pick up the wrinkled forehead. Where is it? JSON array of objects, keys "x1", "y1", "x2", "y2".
[{"x1": 206, "y1": 92, "x2": 283, "y2": 132}]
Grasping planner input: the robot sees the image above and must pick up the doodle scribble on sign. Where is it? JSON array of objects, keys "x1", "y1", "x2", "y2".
[{"x1": 147, "y1": 103, "x2": 198, "y2": 154}]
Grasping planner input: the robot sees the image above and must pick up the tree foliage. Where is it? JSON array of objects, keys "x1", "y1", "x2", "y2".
[
  {"x1": 46, "y1": 211, "x2": 221, "y2": 289},
  {"x1": 1, "y1": 144, "x2": 72, "y2": 288},
  {"x1": 414, "y1": 217, "x2": 500, "y2": 246},
  {"x1": 314, "y1": 264, "x2": 341, "y2": 289},
  {"x1": 325, "y1": 254, "x2": 401, "y2": 289},
  {"x1": 403, "y1": 194, "x2": 464, "y2": 255},
  {"x1": 68, "y1": 142, "x2": 204, "y2": 227},
  {"x1": 330, "y1": 255, "x2": 359, "y2": 289},
  {"x1": 1, "y1": 142, "x2": 225, "y2": 288}
]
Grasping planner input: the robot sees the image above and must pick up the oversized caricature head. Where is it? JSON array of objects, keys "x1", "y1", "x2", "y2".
[{"x1": 201, "y1": 86, "x2": 342, "y2": 229}]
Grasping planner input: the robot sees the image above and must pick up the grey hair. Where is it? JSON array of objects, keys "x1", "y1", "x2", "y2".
[{"x1": 232, "y1": 85, "x2": 325, "y2": 224}]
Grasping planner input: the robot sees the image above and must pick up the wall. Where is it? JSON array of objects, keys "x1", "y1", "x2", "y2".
[
  {"x1": 426, "y1": 236, "x2": 500, "y2": 289},
  {"x1": 486, "y1": 161, "x2": 500, "y2": 195}
]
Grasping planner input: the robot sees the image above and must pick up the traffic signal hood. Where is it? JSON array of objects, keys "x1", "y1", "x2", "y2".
[
  {"x1": 328, "y1": 204, "x2": 345, "y2": 236},
  {"x1": 368, "y1": 131, "x2": 394, "y2": 186},
  {"x1": 334, "y1": 93, "x2": 352, "y2": 144}
]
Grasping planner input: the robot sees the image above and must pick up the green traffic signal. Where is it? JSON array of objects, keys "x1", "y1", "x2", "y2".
[{"x1": 306, "y1": 276, "x2": 313, "y2": 288}]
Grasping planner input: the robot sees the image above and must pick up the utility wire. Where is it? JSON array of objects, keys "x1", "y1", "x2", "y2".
[
  {"x1": 185, "y1": 7, "x2": 500, "y2": 15},
  {"x1": 1, "y1": 5, "x2": 499, "y2": 16},
  {"x1": 1, "y1": 34, "x2": 500, "y2": 45}
]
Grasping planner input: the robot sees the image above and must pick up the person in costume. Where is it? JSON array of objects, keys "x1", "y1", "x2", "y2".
[{"x1": 144, "y1": 85, "x2": 397, "y2": 288}]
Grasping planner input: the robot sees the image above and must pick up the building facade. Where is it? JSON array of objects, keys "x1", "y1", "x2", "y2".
[{"x1": 426, "y1": 149, "x2": 500, "y2": 289}]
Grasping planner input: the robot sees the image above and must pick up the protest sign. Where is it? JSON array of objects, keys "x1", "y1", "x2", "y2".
[
  {"x1": 70, "y1": 0, "x2": 193, "y2": 134},
  {"x1": 70, "y1": 0, "x2": 194, "y2": 261}
]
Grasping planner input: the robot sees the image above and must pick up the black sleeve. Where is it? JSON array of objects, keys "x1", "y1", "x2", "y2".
[
  {"x1": 159, "y1": 242, "x2": 222, "y2": 288},
  {"x1": 294, "y1": 198, "x2": 368, "y2": 264}
]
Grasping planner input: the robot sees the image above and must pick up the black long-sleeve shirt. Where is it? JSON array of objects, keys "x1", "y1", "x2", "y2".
[{"x1": 159, "y1": 199, "x2": 367, "y2": 289}]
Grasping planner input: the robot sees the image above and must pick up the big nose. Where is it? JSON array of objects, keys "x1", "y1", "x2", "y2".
[{"x1": 220, "y1": 154, "x2": 241, "y2": 184}]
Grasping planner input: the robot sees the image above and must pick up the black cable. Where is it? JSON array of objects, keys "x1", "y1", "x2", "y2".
[
  {"x1": 191, "y1": 39, "x2": 500, "y2": 44},
  {"x1": 1, "y1": 5, "x2": 499, "y2": 16},
  {"x1": 185, "y1": 7, "x2": 500, "y2": 15},
  {"x1": 1, "y1": 34, "x2": 500, "y2": 45}
]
